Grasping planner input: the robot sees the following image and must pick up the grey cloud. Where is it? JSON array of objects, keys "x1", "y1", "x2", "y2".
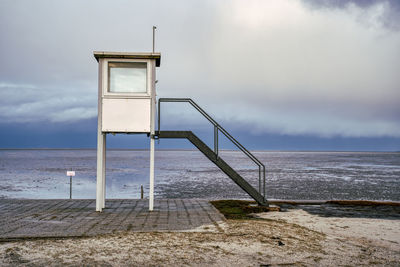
[
  {"x1": 0, "y1": 83, "x2": 96, "y2": 123},
  {"x1": 303, "y1": 0, "x2": 394, "y2": 9},
  {"x1": 0, "y1": 0, "x2": 399, "y2": 138},
  {"x1": 301, "y1": 0, "x2": 400, "y2": 30}
]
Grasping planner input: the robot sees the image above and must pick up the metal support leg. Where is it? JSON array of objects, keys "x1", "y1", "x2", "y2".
[
  {"x1": 102, "y1": 134, "x2": 106, "y2": 209},
  {"x1": 96, "y1": 132, "x2": 105, "y2": 212},
  {"x1": 149, "y1": 136, "x2": 155, "y2": 211}
]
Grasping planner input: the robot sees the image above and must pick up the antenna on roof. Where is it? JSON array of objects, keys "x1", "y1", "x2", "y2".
[{"x1": 152, "y1": 26, "x2": 157, "y2": 53}]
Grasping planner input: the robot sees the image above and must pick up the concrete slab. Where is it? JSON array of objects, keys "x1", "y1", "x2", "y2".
[{"x1": 0, "y1": 199, "x2": 225, "y2": 241}]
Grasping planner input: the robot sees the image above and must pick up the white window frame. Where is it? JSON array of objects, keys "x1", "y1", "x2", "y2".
[{"x1": 102, "y1": 58, "x2": 152, "y2": 99}]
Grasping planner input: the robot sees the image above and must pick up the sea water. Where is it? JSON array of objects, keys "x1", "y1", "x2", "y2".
[{"x1": 0, "y1": 149, "x2": 399, "y2": 201}]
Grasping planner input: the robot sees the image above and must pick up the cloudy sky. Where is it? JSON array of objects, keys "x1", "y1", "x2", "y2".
[{"x1": 0, "y1": 0, "x2": 399, "y2": 150}]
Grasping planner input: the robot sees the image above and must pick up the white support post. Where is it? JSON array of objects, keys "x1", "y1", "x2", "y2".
[
  {"x1": 96, "y1": 57, "x2": 104, "y2": 212},
  {"x1": 149, "y1": 136, "x2": 155, "y2": 211},
  {"x1": 149, "y1": 60, "x2": 156, "y2": 212},
  {"x1": 102, "y1": 134, "x2": 106, "y2": 209},
  {"x1": 96, "y1": 132, "x2": 104, "y2": 212}
]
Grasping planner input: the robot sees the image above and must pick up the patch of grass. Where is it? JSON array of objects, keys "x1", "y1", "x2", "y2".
[{"x1": 210, "y1": 200, "x2": 278, "y2": 219}]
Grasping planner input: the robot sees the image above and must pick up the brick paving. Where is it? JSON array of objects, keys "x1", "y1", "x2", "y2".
[{"x1": 0, "y1": 199, "x2": 225, "y2": 240}]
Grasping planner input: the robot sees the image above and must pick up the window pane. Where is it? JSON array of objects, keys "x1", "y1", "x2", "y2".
[{"x1": 108, "y1": 62, "x2": 147, "y2": 93}]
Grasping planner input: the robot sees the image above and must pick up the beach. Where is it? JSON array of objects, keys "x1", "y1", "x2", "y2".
[
  {"x1": 0, "y1": 151, "x2": 399, "y2": 265},
  {"x1": 1, "y1": 202, "x2": 399, "y2": 266}
]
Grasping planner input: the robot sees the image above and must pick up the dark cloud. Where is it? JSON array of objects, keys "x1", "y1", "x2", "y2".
[
  {"x1": 303, "y1": 0, "x2": 390, "y2": 9},
  {"x1": 302, "y1": 0, "x2": 400, "y2": 30},
  {"x1": 0, "y1": 120, "x2": 399, "y2": 151}
]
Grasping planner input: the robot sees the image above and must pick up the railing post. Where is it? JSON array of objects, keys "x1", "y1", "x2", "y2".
[
  {"x1": 157, "y1": 99, "x2": 161, "y2": 133},
  {"x1": 263, "y1": 165, "x2": 266, "y2": 202},
  {"x1": 214, "y1": 125, "x2": 218, "y2": 159},
  {"x1": 259, "y1": 166, "x2": 262, "y2": 195}
]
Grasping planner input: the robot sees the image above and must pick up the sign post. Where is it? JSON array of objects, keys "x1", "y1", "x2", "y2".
[{"x1": 66, "y1": 170, "x2": 75, "y2": 199}]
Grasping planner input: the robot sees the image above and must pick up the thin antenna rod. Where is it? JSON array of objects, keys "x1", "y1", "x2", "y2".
[{"x1": 152, "y1": 26, "x2": 157, "y2": 53}]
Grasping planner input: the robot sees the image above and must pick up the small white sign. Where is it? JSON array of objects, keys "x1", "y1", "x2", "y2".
[{"x1": 66, "y1": 171, "x2": 75, "y2": 177}]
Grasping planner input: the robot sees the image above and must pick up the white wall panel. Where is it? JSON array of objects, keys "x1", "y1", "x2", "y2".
[{"x1": 102, "y1": 98, "x2": 151, "y2": 132}]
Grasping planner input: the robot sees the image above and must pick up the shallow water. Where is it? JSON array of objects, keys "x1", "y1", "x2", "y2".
[{"x1": 0, "y1": 149, "x2": 399, "y2": 201}]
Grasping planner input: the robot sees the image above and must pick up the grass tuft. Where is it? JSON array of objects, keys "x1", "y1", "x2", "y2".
[{"x1": 210, "y1": 200, "x2": 279, "y2": 219}]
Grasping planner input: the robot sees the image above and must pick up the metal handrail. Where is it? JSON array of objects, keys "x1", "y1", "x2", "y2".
[{"x1": 157, "y1": 98, "x2": 266, "y2": 201}]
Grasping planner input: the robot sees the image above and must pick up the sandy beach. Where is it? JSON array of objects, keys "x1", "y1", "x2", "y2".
[{"x1": 1, "y1": 202, "x2": 399, "y2": 266}]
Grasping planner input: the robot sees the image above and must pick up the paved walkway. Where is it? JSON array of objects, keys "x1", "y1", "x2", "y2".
[{"x1": 0, "y1": 199, "x2": 225, "y2": 240}]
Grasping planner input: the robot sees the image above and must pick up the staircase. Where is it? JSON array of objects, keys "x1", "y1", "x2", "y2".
[{"x1": 157, "y1": 98, "x2": 267, "y2": 206}]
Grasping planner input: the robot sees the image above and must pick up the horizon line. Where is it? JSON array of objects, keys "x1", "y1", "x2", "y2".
[{"x1": 0, "y1": 148, "x2": 398, "y2": 153}]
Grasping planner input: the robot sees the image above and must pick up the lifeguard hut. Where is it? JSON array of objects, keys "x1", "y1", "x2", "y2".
[
  {"x1": 94, "y1": 51, "x2": 161, "y2": 212},
  {"x1": 94, "y1": 42, "x2": 268, "y2": 212}
]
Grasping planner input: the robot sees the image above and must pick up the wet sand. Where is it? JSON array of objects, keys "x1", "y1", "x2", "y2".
[{"x1": 0, "y1": 202, "x2": 399, "y2": 266}]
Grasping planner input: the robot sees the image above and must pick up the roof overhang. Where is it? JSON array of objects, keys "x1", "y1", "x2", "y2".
[{"x1": 94, "y1": 51, "x2": 161, "y2": 67}]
